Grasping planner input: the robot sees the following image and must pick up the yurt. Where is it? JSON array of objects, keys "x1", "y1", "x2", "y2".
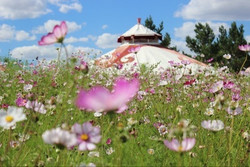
[{"x1": 95, "y1": 18, "x2": 206, "y2": 72}]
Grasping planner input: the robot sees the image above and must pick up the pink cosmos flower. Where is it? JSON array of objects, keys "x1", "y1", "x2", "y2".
[
  {"x1": 38, "y1": 21, "x2": 67, "y2": 45},
  {"x1": 164, "y1": 138, "x2": 196, "y2": 152},
  {"x1": 207, "y1": 58, "x2": 214, "y2": 63},
  {"x1": 72, "y1": 122, "x2": 101, "y2": 151},
  {"x1": 223, "y1": 81, "x2": 234, "y2": 89},
  {"x1": 239, "y1": 44, "x2": 250, "y2": 52},
  {"x1": 209, "y1": 81, "x2": 224, "y2": 93},
  {"x1": 76, "y1": 77, "x2": 140, "y2": 113},
  {"x1": 128, "y1": 46, "x2": 141, "y2": 53},
  {"x1": 16, "y1": 97, "x2": 27, "y2": 107}
]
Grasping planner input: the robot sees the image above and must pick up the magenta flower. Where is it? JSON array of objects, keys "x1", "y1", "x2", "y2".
[
  {"x1": 164, "y1": 138, "x2": 196, "y2": 152},
  {"x1": 16, "y1": 97, "x2": 27, "y2": 107},
  {"x1": 76, "y1": 77, "x2": 140, "y2": 113},
  {"x1": 72, "y1": 122, "x2": 101, "y2": 151},
  {"x1": 239, "y1": 44, "x2": 250, "y2": 52},
  {"x1": 38, "y1": 21, "x2": 67, "y2": 45}
]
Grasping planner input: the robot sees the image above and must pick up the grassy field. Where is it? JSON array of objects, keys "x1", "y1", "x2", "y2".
[{"x1": 0, "y1": 57, "x2": 249, "y2": 167}]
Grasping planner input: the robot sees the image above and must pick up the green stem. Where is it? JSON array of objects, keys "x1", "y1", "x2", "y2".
[
  {"x1": 57, "y1": 46, "x2": 62, "y2": 69},
  {"x1": 239, "y1": 53, "x2": 248, "y2": 73},
  {"x1": 227, "y1": 116, "x2": 234, "y2": 166},
  {"x1": 62, "y1": 43, "x2": 69, "y2": 67}
]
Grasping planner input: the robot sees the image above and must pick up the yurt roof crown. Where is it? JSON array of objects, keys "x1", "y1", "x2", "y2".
[{"x1": 117, "y1": 18, "x2": 162, "y2": 45}]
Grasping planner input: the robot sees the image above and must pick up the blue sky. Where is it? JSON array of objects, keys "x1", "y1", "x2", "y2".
[{"x1": 0, "y1": 0, "x2": 250, "y2": 61}]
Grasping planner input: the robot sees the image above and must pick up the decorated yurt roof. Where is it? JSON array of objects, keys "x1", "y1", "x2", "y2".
[{"x1": 117, "y1": 18, "x2": 162, "y2": 43}]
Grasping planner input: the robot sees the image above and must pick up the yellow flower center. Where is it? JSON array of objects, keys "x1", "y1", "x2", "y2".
[
  {"x1": 5, "y1": 115, "x2": 14, "y2": 122},
  {"x1": 80, "y1": 134, "x2": 89, "y2": 141},
  {"x1": 178, "y1": 146, "x2": 183, "y2": 152}
]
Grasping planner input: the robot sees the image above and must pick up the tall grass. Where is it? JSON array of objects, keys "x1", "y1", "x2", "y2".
[{"x1": 0, "y1": 57, "x2": 249, "y2": 167}]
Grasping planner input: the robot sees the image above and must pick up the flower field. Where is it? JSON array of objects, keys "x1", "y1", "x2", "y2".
[{"x1": 0, "y1": 55, "x2": 249, "y2": 167}]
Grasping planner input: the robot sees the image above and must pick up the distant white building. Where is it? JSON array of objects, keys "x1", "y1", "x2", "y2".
[{"x1": 95, "y1": 18, "x2": 206, "y2": 71}]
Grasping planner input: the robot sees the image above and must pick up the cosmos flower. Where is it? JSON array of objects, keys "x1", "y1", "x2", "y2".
[
  {"x1": 238, "y1": 44, "x2": 250, "y2": 52},
  {"x1": 25, "y1": 100, "x2": 47, "y2": 114},
  {"x1": 23, "y1": 84, "x2": 33, "y2": 92},
  {"x1": 201, "y1": 120, "x2": 224, "y2": 131},
  {"x1": 42, "y1": 127, "x2": 77, "y2": 149},
  {"x1": 16, "y1": 97, "x2": 27, "y2": 107},
  {"x1": 209, "y1": 81, "x2": 224, "y2": 93},
  {"x1": 223, "y1": 54, "x2": 231, "y2": 59},
  {"x1": 226, "y1": 107, "x2": 242, "y2": 115},
  {"x1": 128, "y1": 46, "x2": 141, "y2": 53},
  {"x1": 38, "y1": 21, "x2": 67, "y2": 45},
  {"x1": 76, "y1": 77, "x2": 140, "y2": 113},
  {"x1": 164, "y1": 138, "x2": 196, "y2": 152},
  {"x1": 0, "y1": 106, "x2": 26, "y2": 129},
  {"x1": 72, "y1": 122, "x2": 101, "y2": 151}
]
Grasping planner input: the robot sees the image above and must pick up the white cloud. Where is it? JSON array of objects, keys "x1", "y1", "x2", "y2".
[
  {"x1": 33, "y1": 20, "x2": 82, "y2": 34},
  {"x1": 171, "y1": 40, "x2": 195, "y2": 56},
  {"x1": 0, "y1": 24, "x2": 15, "y2": 41},
  {"x1": 59, "y1": 3, "x2": 82, "y2": 13},
  {"x1": 64, "y1": 36, "x2": 88, "y2": 43},
  {"x1": 15, "y1": 31, "x2": 36, "y2": 41},
  {"x1": 10, "y1": 45, "x2": 101, "y2": 61},
  {"x1": 88, "y1": 35, "x2": 97, "y2": 41},
  {"x1": 246, "y1": 36, "x2": 250, "y2": 43},
  {"x1": 174, "y1": 21, "x2": 230, "y2": 40},
  {"x1": 102, "y1": 25, "x2": 108, "y2": 30},
  {"x1": 48, "y1": 0, "x2": 82, "y2": 13},
  {"x1": 175, "y1": 0, "x2": 250, "y2": 21},
  {"x1": 0, "y1": 24, "x2": 35, "y2": 42},
  {"x1": 95, "y1": 33, "x2": 120, "y2": 49},
  {"x1": 0, "y1": 0, "x2": 50, "y2": 19}
]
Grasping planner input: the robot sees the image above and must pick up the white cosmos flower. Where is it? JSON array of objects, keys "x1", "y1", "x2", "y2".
[
  {"x1": 23, "y1": 84, "x2": 33, "y2": 92},
  {"x1": 223, "y1": 54, "x2": 231, "y2": 60},
  {"x1": 201, "y1": 120, "x2": 224, "y2": 131},
  {"x1": 42, "y1": 128, "x2": 77, "y2": 149},
  {"x1": 0, "y1": 107, "x2": 26, "y2": 129}
]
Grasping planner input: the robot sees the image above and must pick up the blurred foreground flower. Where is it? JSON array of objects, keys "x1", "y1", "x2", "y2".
[
  {"x1": 76, "y1": 77, "x2": 140, "y2": 113},
  {"x1": 201, "y1": 120, "x2": 224, "y2": 131},
  {"x1": 38, "y1": 21, "x2": 67, "y2": 45},
  {"x1": 164, "y1": 138, "x2": 196, "y2": 152},
  {"x1": 72, "y1": 122, "x2": 101, "y2": 151},
  {"x1": 0, "y1": 107, "x2": 26, "y2": 129},
  {"x1": 42, "y1": 127, "x2": 77, "y2": 149}
]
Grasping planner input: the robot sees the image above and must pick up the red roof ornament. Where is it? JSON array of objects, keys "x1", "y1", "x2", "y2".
[{"x1": 137, "y1": 18, "x2": 141, "y2": 24}]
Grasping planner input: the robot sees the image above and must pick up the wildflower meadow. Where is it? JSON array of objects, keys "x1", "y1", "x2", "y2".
[{"x1": 0, "y1": 21, "x2": 249, "y2": 167}]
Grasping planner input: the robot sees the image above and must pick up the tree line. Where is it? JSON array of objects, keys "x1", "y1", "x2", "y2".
[{"x1": 144, "y1": 16, "x2": 250, "y2": 72}]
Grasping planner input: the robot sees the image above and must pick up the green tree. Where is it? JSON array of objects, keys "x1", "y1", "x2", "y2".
[
  {"x1": 216, "y1": 22, "x2": 249, "y2": 71},
  {"x1": 186, "y1": 21, "x2": 249, "y2": 72},
  {"x1": 144, "y1": 15, "x2": 171, "y2": 48},
  {"x1": 186, "y1": 23, "x2": 218, "y2": 62}
]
